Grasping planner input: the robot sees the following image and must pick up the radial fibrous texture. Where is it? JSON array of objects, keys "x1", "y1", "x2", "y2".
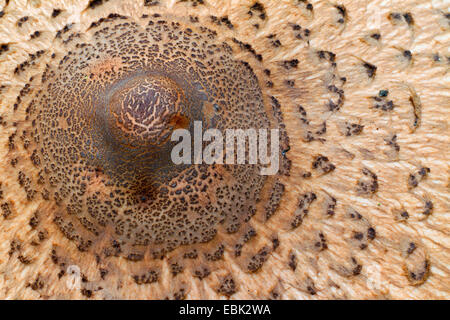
[{"x1": 0, "y1": 0, "x2": 449, "y2": 299}]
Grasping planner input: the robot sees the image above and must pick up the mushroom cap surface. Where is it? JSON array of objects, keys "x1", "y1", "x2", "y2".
[{"x1": 0, "y1": 0, "x2": 448, "y2": 299}]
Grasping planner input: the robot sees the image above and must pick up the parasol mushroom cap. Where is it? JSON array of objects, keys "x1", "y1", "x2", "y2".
[{"x1": 0, "y1": 0, "x2": 448, "y2": 299}]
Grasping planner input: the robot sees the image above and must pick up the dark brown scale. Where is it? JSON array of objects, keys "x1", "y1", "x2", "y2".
[
  {"x1": 423, "y1": 200, "x2": 433, "y2": 216},
  {"x1": 400, "y1": 211, "x2": 409, "y2": 220},
  {"x1": 133, "y1": 270, "x2": 159, "y2": 284},
  {"x1": 353, "y1": 264, "x2": 362, "y2": 276},
  {"x1": 194, "y1": 266, "x2": 210, "y2": 279},
  {"x1": 249, "y1": 2, "x2": 266, "y2": 20},
  {"x1": 29, "y1": 276, "x2": 44, "y2": 291},
  {"x1": 367, "y1": 227, "x2": 376, "y2": 240},
  {"x1": 29, "y1": 211, "x2": 39, "y2": 228},
  {"x1": 288, "y1": 251, "x2": 297, "y2": 271},
  {"x1": 217, "y1": 275, "x2": 236, "y2": 297},
  {"x1": 87, "y1": 0, "x2": 109, "y2": 9},
  {"x1": 272, "y1": 237, "x2": 280, "y2": 250},
  {"x1": 17, "y1": 16, "x2": 29, "y2": 27},
  {"x1": 370, "y1": 33, "x2": 381, "y2": 40},
  {"x1": 315, "y1": 232, "x2": 328, "y2": 251},
  {"x1": 356, "y1": 168, "x2": 378, "y2": 194},
  {"x1": 205, "y1": 244, "x2": 225, "y2": 261},
  {"x1": 407, "y1": 242, "x2": 416, "y2": 255},
  {"x1": 170, "y1": 262, "x2": 184, "y2": 276},
  {"x1": 312, "y1": 155, "x2": 335, "y2": 174},
  {"x1": 30, "y1": 31, "x2": 41, "y2": 39},
  {"x1": 144, "y1": 0, "x2": 159, "y2": 6},
  {"x1": 403, "y1": 50, "x2": 412, "y2": 60},
  {"x1": 335, "y1": 5, "x2": 347, "y2": 24},
  {"x1": 403, "y1": 12, "x2": 414, "y2": 26},
  {"x1": 407, "y1": 260, "x2": 430, "y2": 285},
  {"x1": 51, "y1": 9, "x2": 63, "y2": 18},
  {"x1": 220, "y1": 16, "x2": 233, "y2": 29},
  {"x1": 388, "y1": 12, "x2": 402, "y2": 22},
  {"x1": 179, "y1": 0, "x2": 204, "y2": 7},
  {"x1": 317, "y1": 50, "x2": 336, "y2": 62},
  {"x1": 247, "y1": 246, "x2": 271, "y2": 272},
  {"x1": 384, "y1": 134, "x2": 400, "y2": 152},
  {"x1": 0, "y1": 43, "x2": 8, "y2": 55},
  {"x1": 265, "y1": 182, "x2": 285, "y2": 221},
  {"x1": 325, "y1": 195, "x2": 337, "y2": 216},
  {"x1": 81, "y1": 289, "x2": 93, "y2": 298},
  {"x1": 1, "y1": 202, "x2": 12, "y2": 218},
  {"x1": 269, "y1": 288, "x2": 281, "y2": 300},
  {"x1": 292, "y1": 192, "x2": 316, "y2": 228},
  {"x1": 282, "y1": 59, "x2": 299, "y2": 69},
  {"x1": 408, "y1": 167, "x2": 429, "y2": 188},
  {"x1": 363, "y1": 62, "x2": 377, "y2": 78},
  {"x1": 344, "y1": 123, "x2": 363, "y2": 136},
  {"x1": 307, "y1": 285, "x2": 316, "y2": 295}
]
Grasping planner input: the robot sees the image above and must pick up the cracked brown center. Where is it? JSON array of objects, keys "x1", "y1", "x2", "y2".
[{"x1": 107, "y1": 75, "x2": 187, "y2": 147}]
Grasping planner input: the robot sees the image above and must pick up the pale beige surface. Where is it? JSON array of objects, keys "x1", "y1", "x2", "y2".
[{"x1": 0, "y1": 0, "x2": 448, "y2": 299}]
